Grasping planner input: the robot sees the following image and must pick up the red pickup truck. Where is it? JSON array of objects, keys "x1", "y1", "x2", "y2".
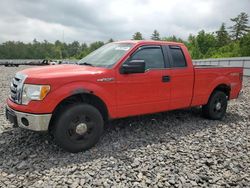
[{"x1": 5, "y1": 40, "x2": 243, "y2": 152}]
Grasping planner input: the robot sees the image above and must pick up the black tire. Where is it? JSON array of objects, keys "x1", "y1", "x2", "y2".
[
  {"x1": 53, "y1": 103, "x2": 104, "y2": 153},
  {"x1": 202, "y1": 91, "x2": 228, "y2": 120}
]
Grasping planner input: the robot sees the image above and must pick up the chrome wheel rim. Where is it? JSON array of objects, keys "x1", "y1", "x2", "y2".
[
  {"x1": 75, "y1": 123, "x2": 88, "y2": 135},
  {"x1": 215, "y1": 102, "x2": 222, "y2": 110},
  {"x1": 67, "y1": 114, "x2": 95, "y2": 143}
]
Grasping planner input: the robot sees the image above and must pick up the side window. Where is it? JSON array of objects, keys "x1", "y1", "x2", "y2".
[
  {"x1": 131, "y1": 47, "x2": 165, "y2": 69},
  {"x1": 169, "y1": 46, "x2": 187, "y2": 67}
]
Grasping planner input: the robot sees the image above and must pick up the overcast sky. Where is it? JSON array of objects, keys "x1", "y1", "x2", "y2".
[{"x1": 0, "y1": 0, "x2": 249, "y2": 43}]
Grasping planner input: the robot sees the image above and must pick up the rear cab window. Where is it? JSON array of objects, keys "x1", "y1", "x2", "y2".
[{"x1": 168, "y1": 45, "x2": 187, "y2": 68}]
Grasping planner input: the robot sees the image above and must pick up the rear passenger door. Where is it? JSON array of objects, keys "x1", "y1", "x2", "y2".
[{"x1": 163, "y1": 45, "x2": 194, "y2": 109}]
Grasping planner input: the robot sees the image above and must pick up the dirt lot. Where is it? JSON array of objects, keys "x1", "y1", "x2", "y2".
[{"x1": 0, "y1": 66, "x2": 249, "y2": 187}]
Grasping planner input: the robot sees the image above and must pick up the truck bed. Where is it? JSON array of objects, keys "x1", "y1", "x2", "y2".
[{"x1": 191, "y1": 66, "x2": 243, "y2": 106}]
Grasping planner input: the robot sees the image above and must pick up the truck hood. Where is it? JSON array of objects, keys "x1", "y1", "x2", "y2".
[{"x1": 20, "y1": 64, "x2": 107, "y2": 80}]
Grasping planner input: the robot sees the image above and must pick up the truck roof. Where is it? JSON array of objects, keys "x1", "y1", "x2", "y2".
[{"x1": 115, "y1": 40, "x2": 184, "y2": 46}]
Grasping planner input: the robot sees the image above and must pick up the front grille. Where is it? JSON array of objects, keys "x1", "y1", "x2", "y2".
[{"x1": 9, "y1": 73, "x2": 27, "y2": 104}]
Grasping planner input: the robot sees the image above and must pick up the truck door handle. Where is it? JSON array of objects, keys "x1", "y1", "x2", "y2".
[{"x1": 162, "y1": 75, "x2": 171, "y2": 82}]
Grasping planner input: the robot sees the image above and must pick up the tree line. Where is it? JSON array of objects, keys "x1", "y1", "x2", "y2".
[
  {"x1": 0, "y1": 12, "x2": 249, "y2": 60},
  {"x1": 0, "y1": 39, "x2": 106, "y2": 59},
  {"x1": 133, "y1": 12, "x2": 250, "y2": 59}
]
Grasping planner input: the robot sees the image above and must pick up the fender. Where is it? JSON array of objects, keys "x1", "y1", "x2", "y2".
[
  {"x1": 7, "y1": 81, "x2": 116, "y2": 115},
  {"x1": 46, "y1": 81, "x2": 115, "y2": 113},
  {"x1": 205, "y1": 75, "x2": 231, "y2": 103}
]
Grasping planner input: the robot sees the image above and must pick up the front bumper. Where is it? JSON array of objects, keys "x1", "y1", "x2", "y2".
[{"x1": 5, "y1": 105, "x2": 52, "y2": 131}]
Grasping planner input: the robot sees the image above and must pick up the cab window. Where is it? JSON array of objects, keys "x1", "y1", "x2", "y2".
[
  {"x1": 169, "y1": 46, "x2": 187, "y2": 67},
  {"x1": 130, "y1": 46, "x2": 165, "y2": 70}
]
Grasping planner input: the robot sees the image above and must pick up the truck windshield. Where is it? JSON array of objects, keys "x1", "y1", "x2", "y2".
[{"x1": 78, "y1": 43, "x2": 133, "y2": 68}]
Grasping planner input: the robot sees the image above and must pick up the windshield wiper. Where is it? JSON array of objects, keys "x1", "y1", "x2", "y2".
[{"x1": 78, "y1": 62, "x2": 94, "y2": 66}]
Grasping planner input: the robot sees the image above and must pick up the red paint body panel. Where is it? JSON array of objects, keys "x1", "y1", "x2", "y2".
[
  {"x1": 7, "y1": 40, "x2": 243, "y2": 120},
  {"x1": 191, "y1": 67, "x2": 243, "y2": 106},
  {"x1": 115, "y1": 69, "x2": 171, "y2": 117},
  {"x1": 166, "y1": 45, "x2": 194, "y2": 109}
]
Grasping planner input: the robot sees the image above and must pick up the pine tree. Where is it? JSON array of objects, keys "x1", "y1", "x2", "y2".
[
  {"x1": 132, "y1": 32, "x2": 143, "y2": 40},
  {"x1": 229, "y1": 12, "x2": 250, "y2": 40},
  {"x1": 240, "y1": 31, "x2": 250, "y2": 56},
  {"x1": 151, "y1": 30, "x2": 160, "y2": 40},
  {"x1": 108, "y1": 38, "x2": 114, "y2": 43},
  {"x1": 216, "y1": 23, "x2": 230, "y2": 47}
]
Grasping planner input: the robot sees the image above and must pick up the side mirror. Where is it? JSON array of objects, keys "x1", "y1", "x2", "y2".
[{"x1": 120, "y1": 60, "x2": 145, "y2": 74}]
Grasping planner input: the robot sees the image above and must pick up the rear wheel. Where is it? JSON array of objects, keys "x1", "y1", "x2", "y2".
[
  {"x1": 53, "y1": 103, "x2": 104, "y2": 153},
  {"x1": 202, "y1": 91, "x2": 228, "y2": 120}
]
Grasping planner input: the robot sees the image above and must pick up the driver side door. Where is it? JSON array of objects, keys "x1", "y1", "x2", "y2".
[{"x1": 115, "y1": 45, "x2": 171, "y2": 118}]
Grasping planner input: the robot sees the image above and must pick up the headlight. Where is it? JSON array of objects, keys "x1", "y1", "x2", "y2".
[{"x1": 22, "y1": 84, "x2": 50, "y2": 105}]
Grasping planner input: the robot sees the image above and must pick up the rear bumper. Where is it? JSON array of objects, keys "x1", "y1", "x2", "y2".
[{"x1": 5, "y1": 105, "x2": 52, "y2": 131}]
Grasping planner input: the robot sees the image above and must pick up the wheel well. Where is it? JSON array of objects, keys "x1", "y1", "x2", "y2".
[
  {"x1": 212, "y1": 84, "x2": 231, "y2": 99},
  {"x1": 49, "y1": 93, "x2": 109, "y2": 130}
]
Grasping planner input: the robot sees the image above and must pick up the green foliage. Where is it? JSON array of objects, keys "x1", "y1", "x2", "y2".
[
  {"x1": 196, "y1": 30, "x2": 216, "y2": 55},
  {"x1": 187, "y1": 35, "x2": 203, "y2": 59},
  {"x1": 186, "y1": 12, "x2": 249, "y2": 59},
  {"x1": 216, "y1": 23, "x2": 231, "y2": 47},
  {"x1": 229, "y1": 12, "x2": 250, "y2": 40},
  {"x1": 210, "y1": 42, "x2": 241, "y2": 58},
  {"x1": 132, "y1": 32, "x2": 143, "y2": 40},
  {"x1": 240, "y1": 31, "x2": 250, "y2": 56},
  {"x1": 0, "y1": 40, "x2": 105, "y2": 59},
  {"x1": 151, "y1": 30, "x2": 160, "y2": 40},
  {"x1": 162, "y1": 35, "x2": 184, "y2": 43}
]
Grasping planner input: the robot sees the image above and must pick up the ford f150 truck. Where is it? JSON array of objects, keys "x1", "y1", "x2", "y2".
[{"x1": 5, "y1": 40, "x2": 243, "y2": 153}]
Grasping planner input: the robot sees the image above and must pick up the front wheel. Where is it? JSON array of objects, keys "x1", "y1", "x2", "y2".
[
  {"x1": 53, "y1": 103, "x2": 104, "y2": 153},
  {"x1": 202, "y1": 91, "x2": 228, "y2": 120}
]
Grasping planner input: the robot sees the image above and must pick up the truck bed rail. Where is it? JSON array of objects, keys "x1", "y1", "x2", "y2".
[{"x1": 193, "y1": 57, "x2": 250, "y2": 76}]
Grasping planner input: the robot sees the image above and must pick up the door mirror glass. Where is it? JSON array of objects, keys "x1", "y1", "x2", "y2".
[{"x1": 120, "y1": 60, "x2": 145, "y2": 74}]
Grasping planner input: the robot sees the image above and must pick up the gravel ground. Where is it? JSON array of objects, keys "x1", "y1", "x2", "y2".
[{"x1": 0, "y1": 66, "x2": 249, "y2": 187}]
